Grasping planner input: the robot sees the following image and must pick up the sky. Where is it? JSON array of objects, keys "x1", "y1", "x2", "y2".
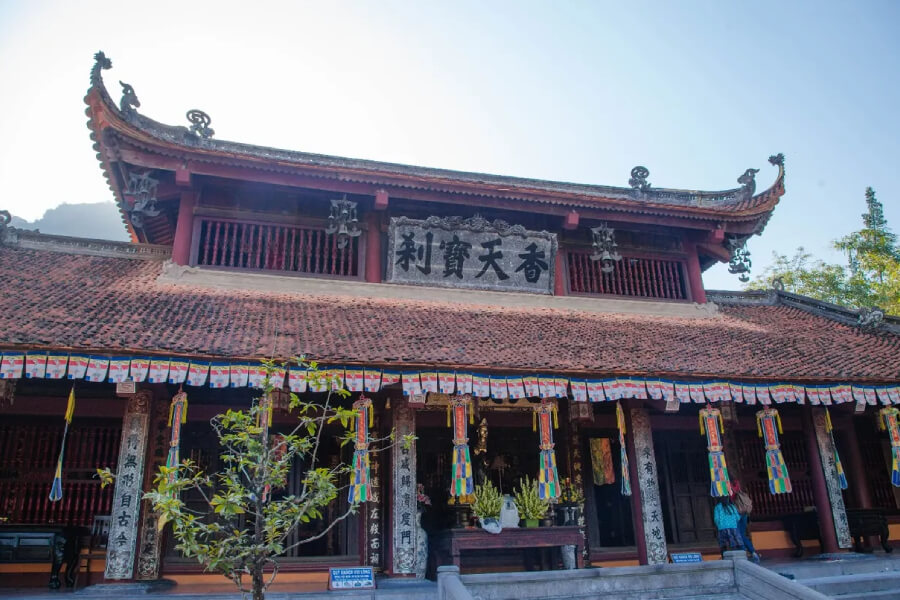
[{"x1": 0, "y1": 0, "x2": 898, "y2": 290}]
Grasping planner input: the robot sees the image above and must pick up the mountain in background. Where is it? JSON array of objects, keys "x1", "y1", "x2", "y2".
[{"x1": 11, "y1": 202, "x2": 130, "y2": 241}]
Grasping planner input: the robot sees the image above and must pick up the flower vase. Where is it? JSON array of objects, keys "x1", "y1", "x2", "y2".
[{"x1": 414, "y1": 510, "x2": 427, "y2": 579}]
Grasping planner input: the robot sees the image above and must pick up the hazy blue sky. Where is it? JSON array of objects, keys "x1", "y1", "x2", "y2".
[{"x1": 1, "y1": 0, "x2": 897, "y2": 290}]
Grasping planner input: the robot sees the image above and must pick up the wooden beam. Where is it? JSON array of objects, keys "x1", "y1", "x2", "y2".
[{"x1": 695, "y1": 242, "x2": 732, "y2": 263}]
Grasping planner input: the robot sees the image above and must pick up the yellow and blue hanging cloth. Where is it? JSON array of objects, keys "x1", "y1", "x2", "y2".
[
  {"x1": 825, "y1": 408, "x2": 847, "y2": 490},
  {"x1": 878, "y1": 406, "x2": 900, "y2": 487},
  {"x1": 533, "y1": 399, "x2": 560, "y2": 500},
  {"x1": 616, "y1": 401, "x2": 631, "y2": 496},
  {"x1": 49, "y1": 386, "x2": 76, "y2": 502},
  {"x1": 699, "y1": 405, "x2": 732, "y2": 497},
  {"x1": 166, "y1": 390, "x2": 188, "y2": 492},
  {"x1": 448, "y1": 395, "x2": 474, "y2": 498},
  {"x1": 756, "y1": 408, "x2": 792, "y2": 494},
  {"x1": 348, "y1": 395, "x2": 374, "y2": 503}
]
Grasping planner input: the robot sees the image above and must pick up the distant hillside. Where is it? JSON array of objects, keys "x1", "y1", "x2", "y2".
[{"x1": 11, "y1": 202, "x2": 130, "y2": 241}]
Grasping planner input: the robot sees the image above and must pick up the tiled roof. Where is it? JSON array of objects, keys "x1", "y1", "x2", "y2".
[{"x1": 1, "y1": 245, "x2": 898, "y2": 382}]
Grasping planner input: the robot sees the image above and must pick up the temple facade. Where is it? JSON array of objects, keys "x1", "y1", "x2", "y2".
[{"x1": 1, "y1": 52, "x2": 899, "y2": 589}]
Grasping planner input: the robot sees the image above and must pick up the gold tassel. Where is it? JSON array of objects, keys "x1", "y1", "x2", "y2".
[
  {"x1": 699, "y1": 413, "x2": 706, "y2": 435},
  {"x1": 447, "y1": 405, "x2": 451, "y2": 428},
  {"x1": 717, "y1": 412, "x2": 724, "y2": 434},
  {"x1": 776, "y1": 411, "x2": 783, "y2": 434},
  {"x1": 825, "y1": 407, "x2": 833, "y2": 432},
  {"x1": 756, "y1": 412, "x2": 763, "y2": 438},
  {"x1": 533, "y1": 410, "x2": 537, "y2": 432},
  {"x1": 469, "y1": 402, "x2": 474, "y2": 425},
  {"x1": 552, "y1": 406, "x2": 558, "y2": 429},
  {"x1": 368, "y1": 404, "x2": 373, "y2": 429},
  {"x1": 168, "y1": 398, "x2": 175, "y2": 427}
]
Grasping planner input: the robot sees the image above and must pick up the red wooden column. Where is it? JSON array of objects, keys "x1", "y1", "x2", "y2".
[
  {"x1": 624, "y1": 408, "x2": 648, "y2": 564},
  {"x1": 554, "y1": 251, "x2": 567, "y2": 296},
  {"x1": 682, "y1": 241, "x2": 707, "y2": 304},
  {"x1": 840, "y1": 416, "x2": 873, "y2": 509},
  {"x1": 171, "y1": 191, "x2": 197, "y2": 266},
  {"x1": 365, "y1": 212, "x2": 383, "y2": 283},
  {"x1": 802, "y1": 406, "x2": 839, "y2": 553}
]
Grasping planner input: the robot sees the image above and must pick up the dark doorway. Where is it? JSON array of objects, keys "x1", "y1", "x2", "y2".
[
  {"x1": 583, "y1": 434, "x2": 634, "y2": 548},
  {"x1": 654, "y1": 432, "x2": 716, "y2": 545}
]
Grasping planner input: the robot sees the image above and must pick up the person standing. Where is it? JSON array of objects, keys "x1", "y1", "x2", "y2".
[
  {"x1": 714, "y1": 496, "x2": 744, "y2": 557},
  {"x1": 732, "y1": 480, "x2": 760, "y2": 563}
]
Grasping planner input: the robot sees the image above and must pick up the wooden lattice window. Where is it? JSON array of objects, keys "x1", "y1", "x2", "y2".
[
  {"x1": 194, "y1": 217, "x2": 360, "y2": 278},
  {"x1": 566, "y1": 251, "x2": 688, "y2": 300},
  {"x1": 736, "y1": 430, "x2": 814, "y2": 519},
  {"x1": 0, "y1": 418, "x2": 120, "y2": 526}
]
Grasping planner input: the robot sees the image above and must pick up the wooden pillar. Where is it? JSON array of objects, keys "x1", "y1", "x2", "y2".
[
  {"x1": 171, "y1": 191, "x2": 196, "y2": 266},
  {"x1": 104, "y1": 391, "x2": 152, "y2": 580},
  {"x1": 390, "y1": 398, "x2": 416, "y2": 575},
  {"x1": 554, "y1": 251, "x2": 567, "y2": 296},
  {"x1": 682, "y1": 241, "x2": 707, "y2": 304},
  {"x1": 624, "y1": 408, "x2": 648, "y2": 564},
  {"x1": 365, "y1": 212, "x2": 383, "y2": 283},
  {"x1": 840, "y1": 416, "x2": 873, "y2": 510},
  {"x1": 802, "y1": 407, "x2": 839, "y2": 553}
]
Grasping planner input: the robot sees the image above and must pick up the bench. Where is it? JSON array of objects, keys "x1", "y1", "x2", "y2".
[
  {"x1": 0, "y1": 526, "x2": 81, "y2": 589},
  {"x1": 846, "y1": 508, "x2": 893, "y2": 553}
]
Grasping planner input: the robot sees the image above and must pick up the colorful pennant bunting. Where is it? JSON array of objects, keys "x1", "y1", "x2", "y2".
[
  {"x1": 85, "y1": 356, "x2": 109, "y2": 383},
  {"x1": 757, "y1": 408, "x2": 792, "y2": 494},
  {"x1": 107, "y1": 357, "x2": 131, "y2": 383},
  {"x1": 699, "y1": 406, "x2": 732, "y2": 497},
  {"x1": 364, "y1": 369, "x2": 383, "y2": 393},
  {"x1": 534, "y1": 400, "x2": 560, "y2": 500},
  {"x1": 129, "y1": 357, "x2": 150, "y2": 383},
  {"x1": 349, "y1": 395, "x2": 374, "y2": 503},
  {"x1": 448, "y1": 395, "x2": 474, "y2": 498},
  {"x1": 25, "y1": 352, "x2": 47, "y2": 379},
  {"x1": 209, "y1": 362, "x2": 231, "y2": 389},
  {"x1": 45, "y1": 353, "x2": 68, "y2": 380},
  {"x1": 616, "y1": 401, "x2": 631, "y2": 496}
]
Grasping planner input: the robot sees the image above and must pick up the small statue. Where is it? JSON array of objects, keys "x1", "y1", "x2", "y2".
[{"x1": 474, "y1": 418, "x2": 488, "y2": 455}]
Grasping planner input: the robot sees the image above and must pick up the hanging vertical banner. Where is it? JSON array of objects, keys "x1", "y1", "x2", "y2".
[
  {"x1": 401, "y1": 372, "x2": 422, "y2": 396},
  {"x1": 570, "y1": 380, "x2": 588, "y2": 402},
  {"x1": 247, "y1": 365, "x2": 267, "y2": 389},
  {"x1": 658, "y1": 380, "x2": 675, "y2": 403},
  {"x1": 806, "y1": 387, "x2": 821, "y2": 406},
  {"x1": 25, "y1": 352, "x2": 47, "y2": 379},
  {"x1": 167, "y1": 359, "x2": 189, "y2": 385},
  {"x1": 448, "y1": 395, "x2": 474, "y2": 498},
  {"x1": 49, "y1": 386, "x2": 76, "y2": 502},
  {"x1": 741, "y1": 385, "x2": 757, "y2": 405},
  {"x1": 67, "y1": 354, "x2": 89, "y2": 380},
  {"x1": 186, "y1": 362, "x2": 210, "y2": 387},
  {"x1": 148, "y1": 358, "x2": 170, "y2": 384},
  {"x1": 209, "y1": 362, "x2": 231, "y2": 389},
  {"x1": 729, "y1": 383, "x2": 745, "y2": 404},
  {"x1": 269, "y1": 366, "x2": 286, "y2": 390},
  {"x1": 523, "y1": 375, "x2": 540, "y2": 398},
  {"x1": 616, "y1": 402, "x2": 631, "y2": 496},
  {"x1": 349, "y1": 395, "x2": 373, "y2": 503},
  {"x1": 85, "y1": 356, "x2": 110, "y2": 383},
  {"x1": 756, "y1": 408, "x2": 792, "y2": 494},
  {"x1": 699, "y1": 406, "x2": 732, "y2": 497},
  {"x1": 756, "y1": 386, "x2": 772, "y2": 405},
  {"x1": 555, "y1": 377, "x2": 569, "y2": 398},
  {"x1": 472, "y1": 374, "x2": 490, "y2": 398},
  {"x1": 455, "y1": 372, "x2": 472, "y2": 395},
  {"x1": 364, "y1": 369, "x2": 383, "y2": 392},
  {"x1": 689, "y1": 383, "x2": 705, "y2": 404},
  {"x1": 824, "y1": 408, "x2": 847, "y2": 490},
  {"x1": 877, "y1": 387, "x2": 893, "y2": 406},
  {"x1": 420, "y1": 371, "x2": 438, "y2": 394},
  {"x1": 287, "y1": 366, "x2": 307, "y2": 392},
  {"x1": 45, "y1": 353, "x2": 68, "y2": 380},
  {"x1": 107, "y1": 357, "x2": 131, "y2": 383},
  {"x1": 878, "y1": 406, "x2": 900, "y2": 487},
  {"x1": 438, "y1": 372, "x2": 455, "y2": 394},
  {"x1": 490, "y1": 375, "x2": 508, "y2": 399},
  {"x1": 864, "y1": 387, "x2": 878, "y2": 406},
  {"x1": 129, "y1": 357, "x2": 150, "y2": 383},
  {"x1": 645, "y1": 380, "x2": 663, "y2": 401},
  {"x1": 674, "y1": 383, "x2": 691, "y2": 404},
  {"x1": 507, "y1": 376, "x2": 526, "y2": 399},
  {"x1": 166, "y1": 391, "x2": 188, "y2": 491},
  {"x1": 539, "y1": 376, "x2": 554, "y2": 399},
  {"x1": 534, "y1": 400, "x2": 560, "y2": 500}
]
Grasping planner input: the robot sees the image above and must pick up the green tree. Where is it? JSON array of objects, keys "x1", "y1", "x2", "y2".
[
  {"x1": 746, "y1": 187, "x2": 900, "y2": 314},
  {"x1": 101, "y1": 360, "x2": 409, "y2": 600}
]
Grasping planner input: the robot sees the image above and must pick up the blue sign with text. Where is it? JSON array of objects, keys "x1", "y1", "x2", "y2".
[
  {"x1": 670, "y1": 552, "x2": 703, "y2": 564},
  {"x1": 329, "y1": 567, "x2": 375, "y2": 590}
]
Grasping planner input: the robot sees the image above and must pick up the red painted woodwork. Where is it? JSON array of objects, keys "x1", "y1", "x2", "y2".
[
  {"x1": 194, "y1": 216, "x2": 360, "y2": 278},
  {"x1": 736, "y1": 430, "x2": 815, "y2": 519},
  {"x1": 374, "y1": 190, "x2": 389, "y2": 210},
  {"x1": 365, "y1": 212, "x2": 382, "y2": 283},
  {"x1": 802, "y1": 408, "x2": 838, "y2": 553},
  {"x1": 838, "y1": 418, "x2": 873, "y2": 510},
  {"x1": 0, "y1": 419, "x2": 120, "y2": 527},
  {"x1": 431, "y1": 526, "x2": 584, "y2": 570},
  {"x1": 554, "y1": 252, "x2": 567, "y2": 296},
  {"x1": 175, "y1": 168, "x2": 192, "y2": 187},
  {"x1": 563, "y1": 210, "x2": 579, "y2": 230},
  {"x1": 682, "y1": 242, "x2": 707, "y2": 304},
  {"x1": 566, "y1": 250, "x2": 688, "y2": 300},
  {"x1": 172, "y1": 192, "x2": 196, "y2": 266}
]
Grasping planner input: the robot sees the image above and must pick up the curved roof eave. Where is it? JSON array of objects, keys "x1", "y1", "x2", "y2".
[{"x1": 84, "y1": 51, "x2": 786, "y2": 232}]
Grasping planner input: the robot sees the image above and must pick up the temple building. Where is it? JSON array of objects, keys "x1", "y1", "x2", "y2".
[{"x1": 1, "y1": 52, "x2": 899, "y2": 590}]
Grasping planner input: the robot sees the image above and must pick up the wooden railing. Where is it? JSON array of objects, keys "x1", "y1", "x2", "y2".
[
  {"x1": 566, "y1": 251, "x2": 688, "y2": 300},
  {"x1": 194, "y1": 217, "x2": 360, "y2": 278},
  {"x1": 0, "y1": 421, "x2": 119, "y2": 526}
]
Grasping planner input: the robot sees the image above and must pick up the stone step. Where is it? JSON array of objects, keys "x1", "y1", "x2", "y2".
[
  {"x1": 798, "y1": 571, "x2": 900, "y2": 596},
  {"x1": 831, "y1": 590, "x2": 900, "y2": 600},
  {"x1": 768, "y1": 553, "x2": 900, "y2": 580}
]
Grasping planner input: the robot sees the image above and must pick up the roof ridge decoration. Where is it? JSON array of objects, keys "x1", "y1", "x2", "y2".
[{"x1": 84, "y1": 52, "x2": 787, "y2": 223}]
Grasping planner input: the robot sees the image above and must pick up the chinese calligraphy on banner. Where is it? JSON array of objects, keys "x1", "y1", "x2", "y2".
[
  {"x1": 392, "y1": 400, "x2": 417, "y2": 574},
  {"x1": 387, "y1": 216, "x2": 557, "y2": 294},
  {"x1": 105, "y1": 393, "x2": 150, "y2": 580}
]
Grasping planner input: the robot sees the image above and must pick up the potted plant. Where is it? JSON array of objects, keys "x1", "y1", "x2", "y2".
[
  {"x1": 557, "y1": 478, "x2": 585, "y2": 526},
  {"x1": 514, "y1": 476, "x2": 549, "y2": 528},
  {"x1": 471, "y1": 481, "x2": 503, "y2": 531}
]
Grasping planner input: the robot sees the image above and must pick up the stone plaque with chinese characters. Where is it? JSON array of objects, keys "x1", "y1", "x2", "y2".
[
  {"x1": 104, "y1": 400, "x2": 150, "y2": 579},
  {"x1": 391, "y1": 401, "x2": 417, "y2": 574},
  {"x1": 386, "y1": 216, "x2": 557, "y2": 294}
]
